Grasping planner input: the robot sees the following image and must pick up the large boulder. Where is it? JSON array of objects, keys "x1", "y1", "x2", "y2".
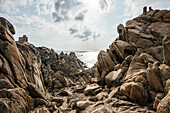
[
  {"x1": 52, "y1": 71, "x2": 69, "y2": 87},
  {"x1": 124, "y1": 51, "x2": 156, "y2": 85},
  {"x1": 16, "y1": 42, "x2": 46, "y2": 93},
  {"x1": 146, "y1": 63, "x2": 164, "y2": 92},
  {"x1": 109, "y1": 40, "x2": 136, "y2": 63},
  {"x1": 84, "y1": 84, "x2": 102, "y2": 96},
  {"x1": 159, "y1": 64, "x2": 170, "y2": 81},
  {"x1": 157, "y1": 91, "x2": 170, "y2": 113},
  {"x1": 117, "y1": 24, "x2": 128, "y2": 42},
  {"x1": 0, "y1": 17, "x2": 46, "y2": 91},
  {"x1": 105, "y1": 68, "x2": 127, "y2": 87},
  {"x1": 0, "y1": 17, "x2": 15, "y2": 34},
  {"x1": 120, "y1": 82, "x2": 147, "y2": 104},
  {"x1": 165, "y1": 79, "x2": 170, "y2": 93},
  {"x1": 76, "y1": 100, "x2": 93, "y2": 110},
  {"x1": 163, "y1": 36, "x2": 170, "y2": 66},
  {"x1": 96, "y1": 50, "x2": 115, "y2": 85}
]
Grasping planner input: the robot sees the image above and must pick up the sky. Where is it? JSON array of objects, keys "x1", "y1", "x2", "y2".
[{"x1": 0, "y1": 0, "x2": 170, "y2": 51}]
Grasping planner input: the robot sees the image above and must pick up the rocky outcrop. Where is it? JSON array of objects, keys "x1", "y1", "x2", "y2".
[
  {"x1": 37, "y1": 46, "x2": 85, "y2": 76},
  {"x1": 96, "y1": 40, "x2": 136, "y2": 85},
  {"x1": 0, "y1": 17, "x2": 47, "y2": 112},
  {"x1": 93, "y1": 7, "x2": 170, "y2": 113},
  {"x1": 0, "y1": 16, "x2": 96, "y2": 112}
]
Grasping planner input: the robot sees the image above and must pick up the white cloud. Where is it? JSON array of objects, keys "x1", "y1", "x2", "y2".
[
  {"x1": 0, "y1": 13, "x2": 68, "y2": 39},
  {"x1": 36, "y1": 0, "x2": 54, "y2": 15},
  {"x1": 75, "y1": 9, "x2": 88, "y2": 21},
  {"x1": 69, "y1": 25, "x2": 100, "y2": 41},
  {"x1": 52, "y1": 0, "x2": 81, "y2": 22},
  {"x1": 98, "y1": 0, "x2": 112, "y2": 11},
  {"x1": 0, "y1": 0, "x2": 35, "y2": 14}
]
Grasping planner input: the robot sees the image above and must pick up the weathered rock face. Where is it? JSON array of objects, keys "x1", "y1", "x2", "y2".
[
  {"x1": 0, "y1": 17, "x2": 27, "y2": 88},
  {"x1": 120, "y1": 82, "x2": 147, "y2": 104},
  {"x1": 105, "y1": 68, "x2": 127, "y2": 87},
  {"x1": 16, "y1": 42, "x2": 45, "y2": 93},
  {"x1": 146, "y1": 63, "x2": 164, "y2": 92},
  {"x1": 94, "y1": 8, "x2": 170, "y2": 113},
  {"x1": 157, "y1": 90, "x2": 170, "y2": 113},
  {"x1": 126, "y1": 9, "x2": 170, "y2": 62},
  {"x1": 96, "y1": 40, "x2": 136, "y2": 85},
  {"x1": 96, "y1": 50, "x2": 115, "y2": 85},
  {"x1": 163, "y1": 36, "x2": 170, "y2": 66},
  {"x1": 0, "y1": 88, "x2": 33, "y2": 113},
  {"x1": 109, "y1": 40, "x2": 136, "y2": 63},
  {"x1": 0, "y1": 17, "x2": 46, "y2": 112}
]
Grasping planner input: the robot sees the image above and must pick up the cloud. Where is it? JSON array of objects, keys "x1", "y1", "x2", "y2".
[
  {"x1": 0, "y1": 13, "x2": 63, "y2": 38},
  {"x1": 75, "y1": 10, "x2": 88, "y2": 21},
  {"x1": 75, "y1": 28, "x2": 92, "y2": 40},
  {"x1": 37, "y1": 0, "x2": 54, "y2": 15},
  {"x1": 98, "y1": 0, "x2": 112, "y2": 11},
  {"x1": 93, "y1": 33, "x2": 101, "y2": 39},
  {"x1": 52, "y1": 0, "x2": 81, "y2": 22},
  {"x1": 69, "y1": 26, "x2": 78, "y2": 34},
  {"x1": 98, "y1": 0, "x2": 108, "y2": 10},
  {"x1": 69, "y1": 25, "x2": 100, "y2": 41},
  {"x1": 0, "y1": 0, "x2": 35, "y2": 14}
]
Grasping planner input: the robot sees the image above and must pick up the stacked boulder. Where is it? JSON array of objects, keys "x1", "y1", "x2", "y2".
[{"x1": 96, "y1": 7, "x2": 170, "y2": 112}]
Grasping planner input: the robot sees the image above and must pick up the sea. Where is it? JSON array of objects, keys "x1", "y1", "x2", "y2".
[{"x1": 56, "y1": 50, "x2": 99, "y2": 68}]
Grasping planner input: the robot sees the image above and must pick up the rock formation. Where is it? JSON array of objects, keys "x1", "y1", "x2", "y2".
[
  {"x1": 0, "y1": 7, "x2": 170, "y2": 113},
  {"x1": 0, "y1": 17, "x2": 45, "y2": 112},
  {"x1": 93, "y1": 7, "x2": 170, "y2": 113},
  {"x1": 0, "y1": 17, "x2": 90, "y2": 112}
]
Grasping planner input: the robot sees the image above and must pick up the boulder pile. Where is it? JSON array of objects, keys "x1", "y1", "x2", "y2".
[{"x1": 95, "y1": 7, "x2": 170, "y2": 113}]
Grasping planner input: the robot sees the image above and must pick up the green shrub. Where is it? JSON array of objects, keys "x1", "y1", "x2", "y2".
[
  {"x1": 26, "y1": 90, "x2": 30, "y2": 95},
  {"x1": 44, "y1": 78, "x2": 49, "y2": 86}
]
